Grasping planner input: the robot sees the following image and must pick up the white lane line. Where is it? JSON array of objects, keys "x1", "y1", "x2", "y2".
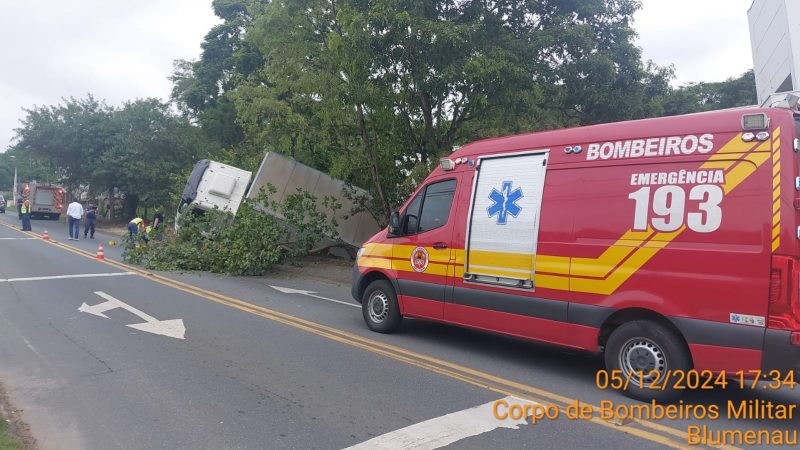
[
  {"x1": 343, "y1": 396, "x2": 537, "y2": 450},
  {"x1": 0, "y1": 272, "x2": 136, "y2": 283},
  {"x1": 270, "y1": 285, "x2": 360, "y2": 308},
  {"x1": 0, "y1": 237, "x2": 37, "y2": 240}
]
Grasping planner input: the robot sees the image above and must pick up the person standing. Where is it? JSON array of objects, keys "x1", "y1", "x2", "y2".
[
  {"x1": 16, "y1": 197, "x2": 23, "y2": 220},
  {"x1": 66, "y1": 200, "x2": 84, "y2": 240},
  {"x1": 20, "y1": 199, "x2": 32, "y2": 231},
  {"x1": 152, "y1": 207, "x2": 165, "y2": 240},
  {"x1": 84, "y1": 205, "x2": 97, "y2": 239}
]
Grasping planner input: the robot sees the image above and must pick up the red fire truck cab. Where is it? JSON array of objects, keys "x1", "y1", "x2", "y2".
[{"x1": 352, "y1": 102, "x2": 800, "y2": 401}]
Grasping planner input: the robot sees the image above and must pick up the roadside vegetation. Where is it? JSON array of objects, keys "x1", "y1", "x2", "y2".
[
  {"x1": 0, "y1": 385, "x2": 30, "y2": 450},
  {"x1": 0, "y1": 420, "x2": 25, "y2": 450},
  {"x1": 0, "y1": 0, "x2": 759, "y2": 264},
  {"x1": 123, "y1": 188, "x2": 342, "y2": 275}
]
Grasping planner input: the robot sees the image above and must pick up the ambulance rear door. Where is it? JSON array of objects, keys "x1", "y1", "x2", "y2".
[{"x1": 463, "y1": 151, "x2": 548, "y2": 288}]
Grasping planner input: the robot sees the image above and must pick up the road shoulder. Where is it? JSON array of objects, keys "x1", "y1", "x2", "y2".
[{"x1": 0, "y1": 382, "x2": 36, "y2": 450}]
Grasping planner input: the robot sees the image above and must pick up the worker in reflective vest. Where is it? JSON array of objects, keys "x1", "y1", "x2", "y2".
[
  {"x1": 20, "y1": 200, "x2": 32, "y2": 231},
  {"x1": 128, "y1": 217, "x2": 145, "y2": 245}
]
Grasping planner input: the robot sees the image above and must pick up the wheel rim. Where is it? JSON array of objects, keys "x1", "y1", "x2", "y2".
[
  {"x1": 618, "y1": 337, "x2": 667, "y2": 387},
  {"x1": 367, "y1": 291, "x2": 390, "y2": 323}
]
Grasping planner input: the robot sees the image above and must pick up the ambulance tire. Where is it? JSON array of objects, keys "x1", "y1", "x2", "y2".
[
  {"x1": 362, "y1": 280, "x2": 402, "y2": 333},
  {"x1": 604, "y1": 320, "x2": 692, "y2": 403}
]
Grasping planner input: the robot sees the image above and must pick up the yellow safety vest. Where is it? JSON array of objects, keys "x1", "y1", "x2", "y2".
[{"x1": 21, "y1": 205, "x2": 31, "y2": 214}]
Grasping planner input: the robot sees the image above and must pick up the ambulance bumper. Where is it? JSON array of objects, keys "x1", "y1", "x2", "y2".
[
  {"x1": 760, "y1": 329, "x2": 800, "y2": 377},
  {"x1": 351, "y1": 263, "x2": 363, "y2": 303}
]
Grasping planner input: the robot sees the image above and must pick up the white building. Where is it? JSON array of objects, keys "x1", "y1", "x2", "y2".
[{"x1": 748, "y1": 0, "x2": 800, "y2": 105}]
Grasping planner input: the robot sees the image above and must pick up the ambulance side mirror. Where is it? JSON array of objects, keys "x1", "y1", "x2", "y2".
[{"x1": 388, "y1": 212, "x2": 401, "y2": 236}]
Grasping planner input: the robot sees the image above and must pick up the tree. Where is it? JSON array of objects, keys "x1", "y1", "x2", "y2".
[
  {"x1": 170, "y1": 0, "x2": 268, "y2": 149},
  {"x1": 12, "y1": 95, "x2": 114, "y2": 197},
  {"x1": 219, "y1": 0, "x2": 671, "y2": 221},
  {"x1": 92, "y1": 99, "x2": 216, "y2": 217},
  {"x1": 12, "y1": 96, "x2": 217, "y2": 217},
  {"x1": 661, "y1": 70, "x2": 757, "y2": 116}
]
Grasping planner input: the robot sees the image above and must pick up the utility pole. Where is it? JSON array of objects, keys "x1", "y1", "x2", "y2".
[{"x1": 9, "y1": 155, "x2": 17, "y2": 204}]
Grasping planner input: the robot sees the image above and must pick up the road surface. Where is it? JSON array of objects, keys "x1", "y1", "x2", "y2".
[{"x1": 0, "y1": 213, "x2": 797, "y2": 449}]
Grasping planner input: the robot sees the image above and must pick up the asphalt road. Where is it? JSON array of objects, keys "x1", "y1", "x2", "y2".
[{"x1": 0, "y1": 212, "x2": 797, "y2": 450}]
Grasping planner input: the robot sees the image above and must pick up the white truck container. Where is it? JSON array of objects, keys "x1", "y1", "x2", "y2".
[{"x1": 176, "y1": 153, "x2": 382, "y2": 248}]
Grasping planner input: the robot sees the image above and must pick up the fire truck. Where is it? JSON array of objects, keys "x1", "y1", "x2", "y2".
[
  {"x1": 21, "y1": 182, "x2": 65, "y2": 220},
  {"x1": 352, "y1": 98, "x2": 800, "y2": 401}
]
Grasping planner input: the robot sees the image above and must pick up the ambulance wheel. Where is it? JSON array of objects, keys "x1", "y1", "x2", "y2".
[
  {"x1": 362, "y1": 280, "x2": 402, "y2": 333},
  {"x1": 604, "y1": 320, "x2": 691, "y2": 402}
]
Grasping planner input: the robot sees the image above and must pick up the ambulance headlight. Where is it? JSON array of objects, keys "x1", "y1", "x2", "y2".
[
  {"x1": 440, "y1": 158, "x2": 455, "y2": 171},
  {"x1": 741, "y1": 132, "x2": 755, "y2": 142},
  {"x1": 356, "y1": 247, "x2": 365, "y2": 260},
  {"x1": 756, "y1": 131, "x2": 770, "y2": 141}
]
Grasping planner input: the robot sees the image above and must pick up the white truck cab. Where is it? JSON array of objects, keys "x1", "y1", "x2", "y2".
[{"x1": 175, "y1": 160, "x2": 252, "y2": 229}]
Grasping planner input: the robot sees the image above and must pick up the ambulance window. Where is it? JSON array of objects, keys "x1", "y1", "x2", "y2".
[
  {"x1": 418, "y1": 179, "x2": 456, "y2": 232},
  {"x1": 403, "y1": 193, "x2": 423, "y2": 233}
]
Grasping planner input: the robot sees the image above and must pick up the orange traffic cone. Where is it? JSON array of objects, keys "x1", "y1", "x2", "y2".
[
  {"x1": 43, "y1": 228, "x2": 49, "y2": 240},
  {"x1": 96, "y1": 244, "x2": 105, "y2": 261}
]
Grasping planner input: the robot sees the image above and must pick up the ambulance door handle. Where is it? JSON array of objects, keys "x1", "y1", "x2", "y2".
[{"x1": 432, "y1": 242, "x2": 448, "y2": 250}]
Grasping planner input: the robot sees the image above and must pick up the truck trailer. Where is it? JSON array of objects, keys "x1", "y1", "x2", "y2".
[{"x1": 177, "y1": 152, "x2": 381, "y2": 248}]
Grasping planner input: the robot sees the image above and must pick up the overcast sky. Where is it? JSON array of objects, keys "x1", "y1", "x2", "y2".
[{"x1": 0, "y1": 0, "x2": 756, "y2": 152}]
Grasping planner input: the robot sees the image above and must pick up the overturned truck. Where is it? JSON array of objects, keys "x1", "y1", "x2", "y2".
[{"x1": 177, "y1": 152, "x2": 381, "y2": 248}]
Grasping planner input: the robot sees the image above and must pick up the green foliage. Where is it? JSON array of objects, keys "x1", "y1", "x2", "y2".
[
  {"x1": 175, "y1": 0, "x2": 677, "y2": 223},
  {"x1": 10, "y1": 96, "x2": 217, "y2": 216},
  {"x1": 0, "y1": 419, "x2": 25, "y2": 450},
  {"x1": 124, "y1": 187, "x2": 341, "y2": 275},
  {"x1": 661, "y1": 70, "x2": 758, "y2": 116}
]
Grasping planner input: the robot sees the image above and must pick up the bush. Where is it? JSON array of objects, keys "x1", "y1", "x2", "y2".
[{"x1": 123, "y1": 187, "x2": 341, "y2": 275}]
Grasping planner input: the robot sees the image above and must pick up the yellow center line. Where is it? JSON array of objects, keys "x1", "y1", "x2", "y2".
[{"x1": 0, "y1": 221, "x2": 737, "y2": 450}]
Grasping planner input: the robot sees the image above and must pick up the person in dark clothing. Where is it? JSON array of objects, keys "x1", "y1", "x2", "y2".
[
  {"x1": 84, "y1": 205, "x2": 97, "y2": 238},
  {"x1": 152, "y1": 208, "x2": 165, "y2": 240},
  {"x1": 17, "y1": 197, "x2": 24, "y2": 220}
]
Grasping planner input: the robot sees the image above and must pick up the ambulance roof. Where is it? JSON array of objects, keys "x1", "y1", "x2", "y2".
[{"x1": 449, "y1": 107, "x2": 788, "y2": 160}]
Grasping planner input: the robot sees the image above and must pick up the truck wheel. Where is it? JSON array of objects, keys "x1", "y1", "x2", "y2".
[
  {"x1": 361, "y1": 280, "x2": 402, "y2": 333},
  {"x1": 604, "y1": 320, "x2": 692, "y2": 402}
]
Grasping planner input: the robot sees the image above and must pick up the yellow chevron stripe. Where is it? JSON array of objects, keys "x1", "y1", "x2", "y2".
[
  {"x1": 770, "y1": 129, "x2": 781, "y2": 253},
  {"x1": 536, "y1": 255, "x2": 570, "y2": 275}
]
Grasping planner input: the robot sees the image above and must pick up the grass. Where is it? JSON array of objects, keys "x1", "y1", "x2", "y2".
[{"x1": 0, "y1": 420, "x2": 24, "y2": 450}]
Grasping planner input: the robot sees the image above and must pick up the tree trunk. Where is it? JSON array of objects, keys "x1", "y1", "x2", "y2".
[
  {"x1": 355, "y1": 103, "x2": 391, "y2": 222},
  {"x1": 124, "y1": 194, "x2": 139, "y2": 220}
]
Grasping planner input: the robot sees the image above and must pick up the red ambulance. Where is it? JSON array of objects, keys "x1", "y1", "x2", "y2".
[{"x1": 352, "y1": 100, "x2": 800, "y2": 400}]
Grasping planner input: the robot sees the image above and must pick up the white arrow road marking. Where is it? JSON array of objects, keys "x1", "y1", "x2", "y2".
[
  {"x1": 0, "y1": 272, "x2": 135, "y2": 283},
  {"x1": 270, "y1": 285, "x2": 360, "y2": 309},
  {"x1": 343, "y1": 396, "x2": 538, "y2": 450},
  {"x1": 79, "y1": 291, "x2": 186, "y2": 340}
]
